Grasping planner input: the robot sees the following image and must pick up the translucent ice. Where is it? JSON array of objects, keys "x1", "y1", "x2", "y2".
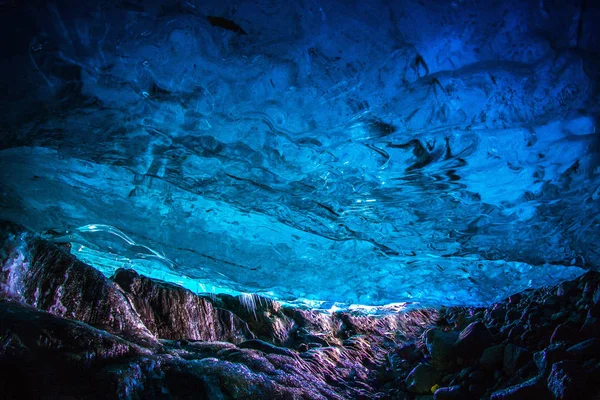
[{"x1": 1, "y1": 0, "x2": 598, "y2": 309}]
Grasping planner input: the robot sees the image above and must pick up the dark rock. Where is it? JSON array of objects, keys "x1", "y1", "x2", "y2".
[
  {"x1": 406, "y1": 363, "x2": 442, "y2": 394},
  {"x1": 0, "y1": 300, "x2": 149, "y2": 360},
  {"x1": 543, "y1": 297, "x2": 561, "y2": 310},
  {"x1": 500, "y1": 323, "x2": 514, "y2": 336},
  {"x1": 297, "y1": 343, "x2": 309, "y2": 352},
  {"x1": 504, "y1": 344, "x2": 530, "y2": 376},
  {"x1": 481, "y1": 344, "x2": 505, "y2": 371},
  {"x1": 218, "y1": 294, "x2": 297, "y2": 346},
  {"x1": 414, "y1": 395, "x2": 434, "y2": 400},
  {"x1": 582, "y1": 280, "x2": 597, "y2": 299},
  {"x1": 556, "y1": 281, "x2": 577, "y2": 297},
  {"x1": 396, "y1": 343, "x2": 423, "y2": 362},
  {"x1": 576, "y1": 298, "x2": 592, "y2": 312},
  {"x1": 1, "y1": 223, "x2": 448, "y2": 399},
  {"x1": 238, "y1": 339, "x2": 297, "y2": 357},
  {"x1": 522, "y1": 307, "x2": 541, "y2": 326},
  {"x1": 533, "y1": 343, "x2": 567, "y2": 374},
  {"x1": 334, "y1": 309, "x2": 437, "y2": 344},
  {"x1": 114, "y1": 268, "x2": 255, "y2": 344},
  {"x1": 507, "y1": 324, "x2": 526, "y2": 341},
  {"x1": 547, "y1": 360, "x2": 585, "y2": 400},
  {"x1": 425, "y1": 329, "x2": 458, "y2": 370},
  {"x1": 566, "y1": 338, "x2": 600, "y2": 361},
  {"x1": 469, "y1": 383, "x2": 486, "y2": 396},
  {"x1": 551, "y1": 311, "x2": 569, "y2": 322},
  {"x1": 505, "y1": 309, "x2": 521, "y2": 323},
  {"x1": 0, "y1": 300, "x2": 150, "y2": 399},
  {"x1": 0, "y1": 230, "x2": 156, "y2": 344},
  {"x1": 516, "y1": 359, "x2": 537, "y2": 380},
  {"x1": 454, "y1": 321, "x2": 492, "y2": 360},
  {"x1": 3, "y1": 222, "x2": 600, "y2": 400},
  {"x1": 509, "y1": 294, "x2": 522, "y2": 304},
  {"x1": 295, "y1": 328, "x2": 330, "y2": 348},
  {"x1": 100, "y1": 361, "x2": 152, "y2": 399},
  {"x1": 582, "y1": 359, "x2": 600, "y2": 389},
  {"x1": 0, "y1": 297, "x2": 399, "y2": 399},
  {"x1": 518, "y1": 327, "x2": 535, "y2": 345},
  {"x1": 550, "y1": 323, "x2": 578, "y2": 344},
  {"x1": 580, "y1": 303, "x2": 600, "y2": 340},
  {"x1": 289, "y1": 308, "x2": 340, "y2": 347},
  {"x1": 441, "y1": 374, "x2": 453, "y2": 384},
  {"x1": 580, "y1": 314, "x2": 600, "y2": 339},
  {"x1": 593, "y1": 287, "x2": 600, "y2": 305},
  {"x1": 433, "y1": 385, "x2": 464, "y2": 400},
  {"x1": 490, "y1": 375, "x2": 550, "y2": 400},
  {"x1": 566, "y1": 313, "x2": 582, "y2": 325},
  {"x1": 493, "y1": 369, "x2": 503, "y2": 381},
  {"x1": 458, "y1": 366, "x2": 473, "y2": 380},
  {"x1": 471, "y1": 310, "x2": 485, "y2": 321},
  {"x1": 469, "y1": 369, "x2": 486, "y2": 382},
  {"x1": 486, "y1": 304, "x2": 507, "y2": 323}
]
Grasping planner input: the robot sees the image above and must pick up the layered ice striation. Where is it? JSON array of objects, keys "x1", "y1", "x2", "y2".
[{"x1": 1, "y1": 0, "x2": 599, "y2": 308}]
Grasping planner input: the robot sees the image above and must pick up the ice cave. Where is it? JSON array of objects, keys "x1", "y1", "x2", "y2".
[{"x1": 0, "y1": 0, "x2": 599, "y2": 398}]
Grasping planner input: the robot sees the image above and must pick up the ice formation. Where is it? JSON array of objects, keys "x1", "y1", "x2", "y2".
[{"x1": 1, "y1": 0, "x2": 598, "y2": 309}]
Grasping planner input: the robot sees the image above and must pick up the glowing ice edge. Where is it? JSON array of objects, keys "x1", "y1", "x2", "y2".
[
  {"x1": 53, "y1": 224, "x2": 586, "y2": 315},
  {"x1": 72, "y1": 244, "x2": 384, "y2": 313},
  {"x1": 58, "y1": 224, "x2": 414, "y2": 313},
  {"x1": 72, "y1": 242, "x2": 409, "y2": 314}
]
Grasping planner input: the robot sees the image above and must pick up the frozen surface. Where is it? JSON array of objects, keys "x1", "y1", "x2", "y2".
[{"x1": 1, "y1": 0, "x2": 599, "y2": 308}]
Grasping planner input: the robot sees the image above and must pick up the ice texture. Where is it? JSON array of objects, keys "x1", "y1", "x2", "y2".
[{"x1": 1, "y1": 0, "x2": 599, "y2": 308}]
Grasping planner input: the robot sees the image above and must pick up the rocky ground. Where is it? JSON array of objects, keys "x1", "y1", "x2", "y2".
[
  {"x1": 378, "y1": 274, "x2": 600, "y2": 399},
  {"x1": 1, "y1": 221, "x2": 599, "y2": 399}
]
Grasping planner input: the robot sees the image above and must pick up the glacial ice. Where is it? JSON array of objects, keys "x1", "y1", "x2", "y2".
[{"x1": 0, "y1": 0, "x2": 598, "y2": 309}]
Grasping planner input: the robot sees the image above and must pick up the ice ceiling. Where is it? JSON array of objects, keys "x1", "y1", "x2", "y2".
[{"x1": 1, "y1": 0, "x2": 599, "y2": 309}]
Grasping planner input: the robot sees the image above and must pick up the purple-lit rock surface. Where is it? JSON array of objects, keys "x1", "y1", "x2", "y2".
[{"x1": 2, "y1": 223, "x2": 600, "y2": 399}]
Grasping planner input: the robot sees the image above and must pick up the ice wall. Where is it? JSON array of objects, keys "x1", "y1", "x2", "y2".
[{"x1": 1, "y1": 0, "x2": 599, "y2": 308}]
